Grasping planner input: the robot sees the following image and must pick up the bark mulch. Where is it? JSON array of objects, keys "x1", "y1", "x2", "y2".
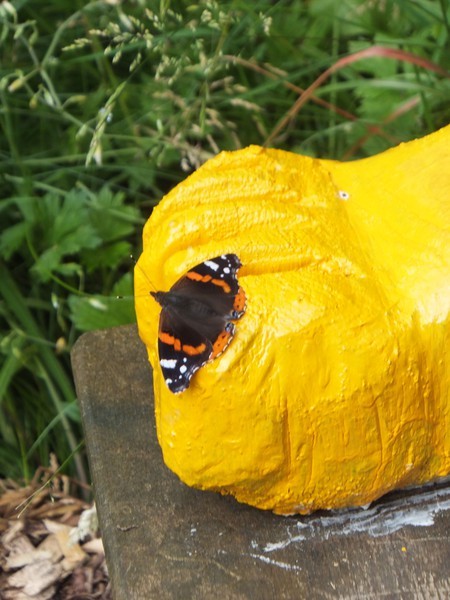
[{"x1": 0, "y1": 470, "x2": 111, "y2": 599}]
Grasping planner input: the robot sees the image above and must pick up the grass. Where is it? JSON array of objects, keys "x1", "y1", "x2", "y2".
[{"x1": 0, "y1": 0, "x2": 449, "y2": 490}]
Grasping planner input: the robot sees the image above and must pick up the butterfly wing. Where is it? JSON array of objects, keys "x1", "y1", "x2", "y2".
[
  {"x1": 157, "y1": 307, "x2": 213, "y2": 394},
  {"x1": 171, "y1": 254, "x2": 246, "y2": 320},
  {"x1": 154, "y1": 253, "x2": 246, "y2": 393}
]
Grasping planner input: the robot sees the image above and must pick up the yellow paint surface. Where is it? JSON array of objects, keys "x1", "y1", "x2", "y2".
[{"x1": 135, "y1": 125, "x2": 450, "y2": 514}]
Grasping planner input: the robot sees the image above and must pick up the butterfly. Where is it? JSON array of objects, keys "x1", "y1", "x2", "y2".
[{"x1": 150, "y1": 254, "x2": 246, "y2": 393}]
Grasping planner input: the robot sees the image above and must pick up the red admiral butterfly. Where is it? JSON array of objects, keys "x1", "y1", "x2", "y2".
[{"x1": 150, "y1": 254, "x2": 246, "y2": 394}]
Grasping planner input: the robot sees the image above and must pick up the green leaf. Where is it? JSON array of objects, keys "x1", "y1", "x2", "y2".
[
  {"x1": 0, "y1": 221, "x2": 30, "y2": 260},
  {"x1": 82, "y1": 240, "x2": 132, "y2": 272},
  {"x1": 73, "y1": 186, "x2": 142, "y2": 272},
  {"x1": 16, "y1": 191, "x2": 101, "y2": 282},
  {"x1": 87, "y1": 186, "x2": 141, "y2": 242},
  {"x1": 68, "y1": 272, "x2": 136, "y2": 331}
]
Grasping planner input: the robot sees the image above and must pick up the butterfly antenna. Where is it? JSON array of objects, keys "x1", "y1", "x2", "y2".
[
  {"x1": 113, "y1": 253, "x2": 155, "y2": 301},
  {"x1": 134, "y1": 254, "x2": 159, "y2": 296}
]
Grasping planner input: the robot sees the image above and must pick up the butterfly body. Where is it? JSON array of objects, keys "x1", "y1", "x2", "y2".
[{"x1": 151, "y1": 254, "x2": 246, "y2": 394}]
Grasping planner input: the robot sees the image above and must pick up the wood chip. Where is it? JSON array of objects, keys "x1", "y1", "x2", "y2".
[
  {"x1": 2, "y1": 532, "x2": 35, "y2": 563},
  {"x1": 82, "y1": 537, "x2": 105, "y2": 555},
  {"x1": 1, "y1": 521, "x2": 25, "y2": 547},
  {"x1": 1, "y1": 476, "x2": 110, "y2": 599},
  {"x1": 44, "y1": 520, "x2": 87, "y2": 572},
  {"x1": 5, "y1": 548, "x2": 52, "y2": 570},
  {"x1": 2, "y1": 585, "x2": 56, "y2": 600},
  {"x1": 37, "y1": 532, "x2": 64, "y2": 562},
  {"x1": 7, "y1": 560, "x2": 62, "y2": 595}
]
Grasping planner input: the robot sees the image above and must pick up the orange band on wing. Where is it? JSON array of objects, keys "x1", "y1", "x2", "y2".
[
  {"x1": 159, "y1": 332, "x2": 207, "y2": 356},
  {"x1": 233, "y1": 286, "x2": 246, "y2": 313},
  {"x1": 182, "y1": 342, "x2": 208, "y2": 356},
  {"x1": 186, "y1": 271, "x2": 231, "y2": 293},
  {"x1": 186, "y1": 271, "x2": 212, "y2": 283},
  {"x1": 159, "y1": 331, "x2": 182, "y2": 351},
  {"x1": 211, "y1": 329, "x2": 233, "y2": 359},
  {"x1": 212, "y1": 278, "x2": 231, "y2": 293}
]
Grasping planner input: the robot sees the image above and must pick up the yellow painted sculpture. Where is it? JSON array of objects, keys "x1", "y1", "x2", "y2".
[{"x1": 135, "y1": 125, "x2": 450, "y2": 514}]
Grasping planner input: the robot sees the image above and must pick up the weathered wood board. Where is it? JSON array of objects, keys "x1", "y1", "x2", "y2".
[{"x1": 72, "y1": 325, "x2": 450, "y2": 599}]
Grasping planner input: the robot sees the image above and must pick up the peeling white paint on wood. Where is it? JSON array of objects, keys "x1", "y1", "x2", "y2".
[{"x1": 259, "y1": 479, "x2": 450, "y2": 554}]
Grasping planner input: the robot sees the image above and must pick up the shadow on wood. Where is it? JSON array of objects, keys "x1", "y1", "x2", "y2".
[{"x1": 72, "y1": 325, "x2": 450, "y2": 599}]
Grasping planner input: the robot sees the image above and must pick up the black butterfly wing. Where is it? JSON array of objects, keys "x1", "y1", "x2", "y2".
[
  {"x1": 171, "y1": 254, "x2": 246, "y2": 320},
  {"x1": 157, "y1": 307, "x2": 213, "y2": 394},
  {"x1": 153, "y1": 253, "x2": 246, "y2": 393}
]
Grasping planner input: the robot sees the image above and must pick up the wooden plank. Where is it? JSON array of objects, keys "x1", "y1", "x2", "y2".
[{"x1": 72, "y1": 325, "x2": 450, "y2": 599}]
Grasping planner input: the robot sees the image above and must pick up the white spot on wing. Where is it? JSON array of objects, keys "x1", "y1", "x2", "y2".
[
  {"x1": 180, "y1": 365, "x2": 187, "y2": 374},
  {"x1": 161, "y1": 359, "x2": 177, "y2": 369},
  {"x1": 204, "y1": 260, "x2": 219, "y2": 271}
]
